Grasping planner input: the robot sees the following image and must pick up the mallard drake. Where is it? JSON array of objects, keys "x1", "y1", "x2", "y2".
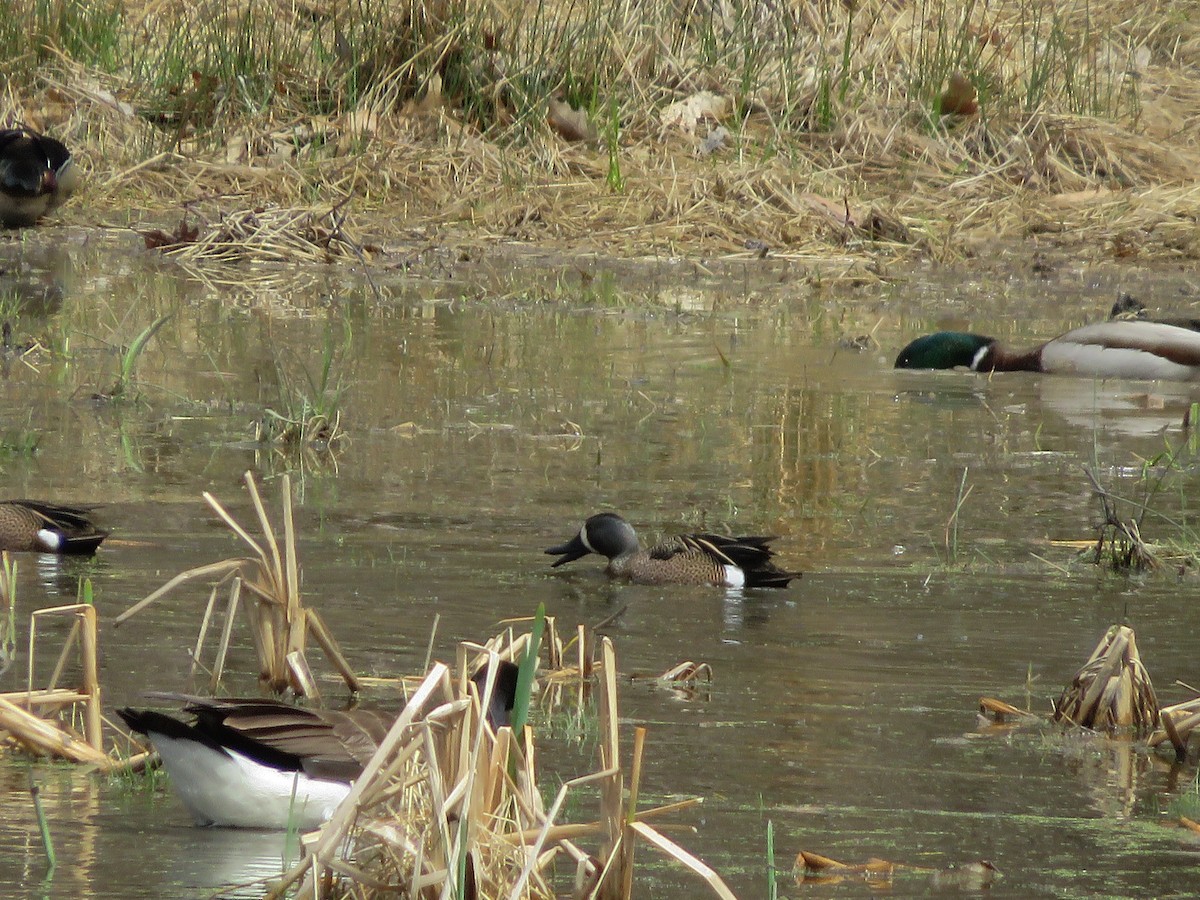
[
  {"x1": 116, "y1": 663, "x2": 519, "y2": 829},
  {"x1": 894, "y1": 320, "x2": 1200, "y2": 382},
  {"x1": 0, "y1": 500, "x2": 107, "y2": 553},
  {"x1": 0, "y1": 128, "x2": 79, "y2": 227},
  {"x1": 545, "y1": 512, "x2": 799, "y2": 588}
]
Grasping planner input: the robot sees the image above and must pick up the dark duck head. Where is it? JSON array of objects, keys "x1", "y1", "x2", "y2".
[
  {"x1": 0, "y1": 128, "x2": 79, "y2": 227},
  {"x1": 894, "y1": 332, "x2": 997, "y2": 371}
]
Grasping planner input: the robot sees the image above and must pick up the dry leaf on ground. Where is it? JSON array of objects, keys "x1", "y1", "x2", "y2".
[
  {"x1": 548, "y1": 97, "x2": 596, "y2": 143},
  {"x1": 939, "y1": 72, "x2": 978, "y2": 116},
  {"x1": 661, "y1": 91, "x2": 732, "y2": 134}
]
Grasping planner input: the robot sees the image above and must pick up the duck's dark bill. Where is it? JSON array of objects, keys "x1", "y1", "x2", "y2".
[{"x1": 545, "y1": 533, "x2": 590, "y2": 566}]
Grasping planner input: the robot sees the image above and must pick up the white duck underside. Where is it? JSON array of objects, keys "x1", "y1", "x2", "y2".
[
  {"x1": 1041, "y1": 341, "x2": 1200, "y2": 382},
  {"x1": 1041, "y1": 322, "x2": 1200, "y2": 382},
  {"x1": 150, "y1": 732, "x2": 351, "y2": 829}
]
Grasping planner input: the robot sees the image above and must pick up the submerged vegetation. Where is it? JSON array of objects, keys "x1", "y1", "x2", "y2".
[
  {"x1": 3, "y1": 0, "x2": 1198, "y2": 263},
  {"x1": 255, "y1": 326, "x2": 351, "y2": 456},
  {"x1": 1084, "y1": 436, "x2": 1200, "y2": 573}
]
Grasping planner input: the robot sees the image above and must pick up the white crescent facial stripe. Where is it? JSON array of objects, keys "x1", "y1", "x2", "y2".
[{"x1": 579, "y1": 526, "x2": 595, "y2": 553}]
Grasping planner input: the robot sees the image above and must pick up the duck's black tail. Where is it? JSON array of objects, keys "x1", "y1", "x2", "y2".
[{"x1": 695, "y1": 534, "x2": 801, "y2": 588}]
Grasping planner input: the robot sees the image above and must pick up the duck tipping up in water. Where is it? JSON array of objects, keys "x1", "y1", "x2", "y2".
[
  {"x1": 0, "y1": 128, "x2": 79, "y2": 227},
  {"x1": 894, "y1": 320, "x2": 1200, "y2": 383},
  {"x1": 116, "y1": 664, "x2": 519, "y2": 829},
  {"x1": 545, "y1": 512, "x2": 800, "y2": 588},
  {"x1": 0, "y1": 500, "x2": 107, "y2": 554}
]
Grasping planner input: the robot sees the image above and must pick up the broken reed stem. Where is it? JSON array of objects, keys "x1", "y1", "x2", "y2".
[
  {"x1": 244, "y1": 470, "x2": 285, "y2": 594},
  {"x1": 629, "y1": 823, "x2": 738, "y2": 900},
  {"x1": 281, "y1": 474, "x2": 304, "y2": 654},
  {"x1": 620, "y1": 727, "x2": 648, "y2": 900},
  {"x1": 0, "y1": 694, "x2": 108, "y2": 765},
  {"x1": 424, "y1": 612, "x2": 440, "y2": 673},
  {"x1": 78, "y1": 605, "x2": 101, "y2": 752},
  {"x1": 210, "y1": 578, "x2": 241, "y2": 693},
  {"x1": 190, "y1": 584, "x2": 219, "y2": 685},
  {"x1": 305, "y1": 608, "x2": 361, "y2": 694},
  {"x1": 46, "y1": 617, "x2": 79, "y2": 693}
]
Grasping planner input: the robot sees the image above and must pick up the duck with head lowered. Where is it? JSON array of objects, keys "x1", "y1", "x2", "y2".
[
  {"x1": 545, "y1": 512, "x2": 800, "y2": 588},
  {"x1": 895, "y1": 320, "x2": 1200, "y2": 382},
  {"x1": 0, "y1": 500, "x2": 107, "y2": 553},
  {"x1": 117, "y1": 662, "x2": 521, "y2": 829},
  {"x1": 0, "y1": 127, "x2": 79, "y2": 227}
]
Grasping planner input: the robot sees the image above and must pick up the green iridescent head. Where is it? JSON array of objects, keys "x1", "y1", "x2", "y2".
[{"x1": 894, "y1": 332, "x2": 995, "y2": 370}]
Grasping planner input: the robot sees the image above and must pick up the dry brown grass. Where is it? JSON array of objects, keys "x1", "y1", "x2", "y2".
[{"x1": 4, "y1": 1, "x2": 1200, "y2": 268}]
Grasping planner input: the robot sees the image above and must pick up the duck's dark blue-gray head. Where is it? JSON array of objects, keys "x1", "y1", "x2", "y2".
[
  {"x1": 894, "y1": 332, "x2": 995, "y2": 370},
  {"x1": 545, "y1": 512, "x2": 640, "y2": 565}
]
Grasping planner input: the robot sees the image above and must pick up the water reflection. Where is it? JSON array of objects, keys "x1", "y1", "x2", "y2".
[{"x1": 0, "y1": 244, "x2": 1196, "y2": 896}]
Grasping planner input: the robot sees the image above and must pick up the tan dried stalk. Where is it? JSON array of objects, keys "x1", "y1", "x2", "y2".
[
  {"x1": 265, "y1": 631, "x2": 732, "y2": 899},
  {"x1": 1053, "y1": 625, "x2": 1158, "y2": 733},
  {"x1": 114, "y1": 471, "x2": 358, "y2": 694}
]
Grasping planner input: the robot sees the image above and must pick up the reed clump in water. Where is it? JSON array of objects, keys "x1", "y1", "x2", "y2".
[
  {"x1": 3, "y1": 1, "x2": 1198, "y2": 266},
  {"x1": 267, "y1": 631, "x2": 735, "y2": 900},
  {"x1": 0, "y1": 560, "x2": 112, "y2": 768},
  {"x1": 1052, "y1": 625, "x2": 1158, "y2": 733},
  {"x1": 114, "y1": 471, "x2": 359, "y2": 696}
]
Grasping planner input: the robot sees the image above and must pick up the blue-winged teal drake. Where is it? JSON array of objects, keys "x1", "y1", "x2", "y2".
[
  {"x1": 0, "y1": 500, "x2": 107, "y2": 553},
  {"x1": 895, "y1": 320, "x2": 1200, "y2": 382},
  {"x1": 116, "y1": 663, "x2": 519, "y2": 829},
  {"x1": 545, "y1": 512, "x2": 799, "y2": 588},
  {"x1": 0, "y1": 128, "x2": 79, "y2": 227}
]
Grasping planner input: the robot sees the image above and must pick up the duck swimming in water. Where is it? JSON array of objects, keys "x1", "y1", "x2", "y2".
[
  {"x1": 0, "y1": 500, "x2": 107, "y2": 553},
  {"x1": 894, "y1": 320, "x2": 1200, "y2": 383},
  {"x1": 546, "y1": 512, "x2": 799, "y2": 588}
]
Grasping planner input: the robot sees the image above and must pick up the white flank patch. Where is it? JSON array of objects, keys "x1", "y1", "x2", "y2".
[
  {"x1": 35, "y1": 528, "x2": 62, "y2": 551},
  {"x1": 721, "y1": 566, "x2": 746, "y2": 588},
  {"x1": 151, "y1": 733, "x2": 351, "y2": 829},
  {"x1": 1041, "y1": 342, "x2": 1200, "y2": 382}
]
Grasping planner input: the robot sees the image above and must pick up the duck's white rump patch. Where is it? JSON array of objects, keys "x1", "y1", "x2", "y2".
[{"x1": 720, "y1": 565, "x2": 746, "y2": 588}]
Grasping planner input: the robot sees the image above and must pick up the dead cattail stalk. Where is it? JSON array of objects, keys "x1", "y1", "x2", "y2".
[
  {"x1": 255, "y1": 629, "x2": 732, "y2": 899},
  {"x1": 0, "y1": 603, "x2": 109, "y2": 762},
  {"x1": 115, "y1": 471, "x2": 358, "y2": 695},
  {"x1": 1053, "y1": 625, "x2": 1158, "y2": 733}
]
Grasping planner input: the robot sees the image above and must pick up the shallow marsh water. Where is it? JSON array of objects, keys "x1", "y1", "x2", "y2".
[{"x1": 0, "y1": 232, "x2": 1199, "y2": 897}]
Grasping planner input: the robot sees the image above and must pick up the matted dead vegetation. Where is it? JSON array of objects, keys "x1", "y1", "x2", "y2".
[
  {"x1": 795, "y1": 850, "x2": 999, "y2": 891},
  {"x1": 1052, "y1": 625, "x2": 1159, "y2": 733},
  {"x1": 974, "y1": 620, "x2": 1200, "y2": 774},
  {"x1": 977, "y1": 625, "x2": 1163, "y2": 738},
  {"x1": 3, "y1": 1, "x2": 1199, "y2": 268}
]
